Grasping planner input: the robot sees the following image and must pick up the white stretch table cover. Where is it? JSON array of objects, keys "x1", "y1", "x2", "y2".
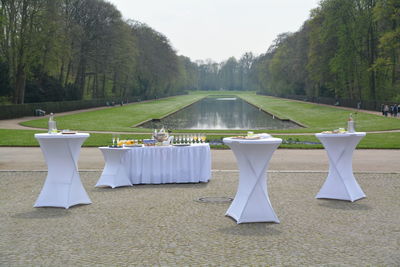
[
  {"x1": 315, "y1": 132, "x2": 366, "y2": 202},
  {"x1": 34, "y1": 133, "x2": 91, "y2": 208},
  {"x1": 120, "y1": 144, "x2": 210, "y2": 184},
  {"x1": 96, "y1": 147, "x2": 132, "y2": 188},
  {"x1": 223, "y1": 137, "x2": 282, "y2": 223}
]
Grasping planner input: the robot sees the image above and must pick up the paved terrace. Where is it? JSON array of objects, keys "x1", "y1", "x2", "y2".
[
  {"x1": 0, "y1": 148, "x2": 399, "y2": 266},
  {"x1": 1, "y1": 101, "x2": 399, "y2": 266}
]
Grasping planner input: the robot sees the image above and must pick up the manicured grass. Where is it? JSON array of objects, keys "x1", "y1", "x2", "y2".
[
  {"x1": 21, "y1": 94, "x2": 205, "y2": 132},
  {"x1": 1, "y1": 129, "x2": 399, "y2": 149},
  {"x1": 20, "y1": 91, "x2": 400, "y2": 134},
  {"x1": 6, "y1": 91, "x2": 400, "y2": 148},
  {"x1": 239, "y1": 94, "x2": 400, "y2": 133}
]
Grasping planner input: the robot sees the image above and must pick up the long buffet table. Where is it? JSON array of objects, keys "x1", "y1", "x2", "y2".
[{"x1": 97, "y1": 143, "x2": 211, "y2": 187}]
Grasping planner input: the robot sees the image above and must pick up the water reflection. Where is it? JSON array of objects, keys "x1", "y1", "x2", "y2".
[{"x1": 139, "y1": 97, "x2": 301, "y2": 130}]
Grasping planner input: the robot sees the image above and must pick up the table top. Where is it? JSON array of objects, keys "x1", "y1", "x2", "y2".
[
  {"x1": 315, "y1": 132, "x2": 366, "y2": 138},
  {"x1": 35, "y1": 133, "x2": 90, "y2": 139},
  {"x1": 99, "y1": 143, "x2": 209, "y2": 150},
  {"x1": 223, "y1": 137, "x2": 282, "y2": 145}
]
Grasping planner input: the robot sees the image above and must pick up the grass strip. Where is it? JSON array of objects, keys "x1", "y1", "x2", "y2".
[{"x1": 1, "y1": 129, "x2": 398, "y2": 149}]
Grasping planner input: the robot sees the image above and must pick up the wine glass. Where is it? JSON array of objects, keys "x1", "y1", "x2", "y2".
[
  {"x1": 193, "y1": 134, "x2": 198, "y2": 144},
  {"x1": 189, "y1": 134, "x2": 194, "y2": 144}
]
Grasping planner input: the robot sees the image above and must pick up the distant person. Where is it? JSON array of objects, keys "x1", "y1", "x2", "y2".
[
  {"x1": 389, "y1": 105, "x2": 394, "y2": 117},
  {"x1": 393, "y1": 104, "x2": 398, "y2": 117},
  {"x1": 383, "y1": 104, "x2": 389, "y2": 117},
  {"x1": 381, "y1": 104, "x2": 385, "y2": 115}
]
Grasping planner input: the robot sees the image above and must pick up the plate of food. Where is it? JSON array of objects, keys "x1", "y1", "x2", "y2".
[
  {"x1": 61, "y1": 130, "x2": 77, "y2": 134},
  {"x1": 231, "y1": 136, "x2": 261, "y2": 140},
  {"x1": 173, "y1": 144, "x2": 191, "y2": 146},
  {"x1": 125, "y1": 144, "x2": 142, "y2": 147}
]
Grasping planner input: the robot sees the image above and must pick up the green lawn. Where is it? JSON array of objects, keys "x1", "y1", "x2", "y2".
[
  {"x1": 1, "y1": 129, "x2": 399, "y2": 149},
  {"x1": 21, "y1": 91, "x2": 400, "y2": 134},
  {"x1": 5, "y1": 91, "x2": 400, "y2": 148},
  {"x1": 21, "y1": 94, "x2": 205, "y2": 132}
]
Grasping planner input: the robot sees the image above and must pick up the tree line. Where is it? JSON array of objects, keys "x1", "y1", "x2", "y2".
[
  {"x1": 251, "y1": 0, "x2": 400, "y2": 102},
  {"x1": 0, "y1": 0, "x2": 399, "y2": 105},
  {"x1": 0, "y1": 0, "x2": 198, "y2": 104}
]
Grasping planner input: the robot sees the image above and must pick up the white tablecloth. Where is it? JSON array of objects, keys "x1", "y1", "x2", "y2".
[
  {"x1": 98, "y1": 143, "x2": 211, "y2": 185},
  {"x1": 34, "y1": 133, "x2": 91, "y2": 208},
  {"x1": 96, "y1": 147, "x2": 132, "y2": 188},
  {"x1": 223, "y1": 137, "x2": 282, "y2": 223},
  {"x1": 315, "y1": 132, "x2": 366, "y2": 202}
]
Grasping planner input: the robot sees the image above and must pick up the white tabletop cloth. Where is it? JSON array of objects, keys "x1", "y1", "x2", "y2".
[
  {"x1": 34, "y1": 133, "x2": 91, "y2": 208},
  {"x1": 315, "y1": 132, "x2": 366, "y2": 202},
  {"x1": 96, "y1": 147, "x2": 132, "y2": 188},
  {"x1": 97, "y1": 143, "x2": 211, "y2": 185},
  {"x1": 223, "y1": 137, "x2": 282, "y2": 223}
]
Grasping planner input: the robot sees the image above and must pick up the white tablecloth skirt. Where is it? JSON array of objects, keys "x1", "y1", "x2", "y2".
[{"x1": 123, "y1": 144, "x2": 211, "y2": 184}]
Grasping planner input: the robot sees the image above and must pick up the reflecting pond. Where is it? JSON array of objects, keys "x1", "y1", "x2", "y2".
[{"x1": 139, "y1": 97, "x2": 301, "y2": 130}]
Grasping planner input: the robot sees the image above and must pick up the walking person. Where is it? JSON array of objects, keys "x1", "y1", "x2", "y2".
[{"x1": 383, "y1": 104, "x2": 389, "y2": 117}]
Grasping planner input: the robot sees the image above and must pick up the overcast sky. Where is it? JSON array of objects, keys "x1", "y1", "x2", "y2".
[{"x1": 108, "y1": 0, "x2": 321, "y2": 62}]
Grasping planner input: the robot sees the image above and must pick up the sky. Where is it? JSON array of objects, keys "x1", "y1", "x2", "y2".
[{"x1": 108, "y1": 0, "x2": 321, "y2": 63}]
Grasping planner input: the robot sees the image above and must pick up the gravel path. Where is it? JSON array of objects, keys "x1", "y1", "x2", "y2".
[{"x1": 1, "y1": 171, "x2": 399, "y2": 266}]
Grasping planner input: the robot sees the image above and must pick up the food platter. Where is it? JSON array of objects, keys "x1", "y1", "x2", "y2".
[
  {"x1": 173, "y1": 144, "x2": 191, "y2": 146},
  {"x1": 230, "y1": 136, "x2": 261, "y2": 140}
]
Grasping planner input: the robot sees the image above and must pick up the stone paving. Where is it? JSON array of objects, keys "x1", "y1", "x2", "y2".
[{"x1": 1, "y1": 170, "x2": 399, "y2": 266}]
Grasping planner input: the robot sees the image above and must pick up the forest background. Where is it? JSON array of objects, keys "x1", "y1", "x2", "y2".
[{"x1": 0, "y1": 0, "x2": 399, "y2": 106}]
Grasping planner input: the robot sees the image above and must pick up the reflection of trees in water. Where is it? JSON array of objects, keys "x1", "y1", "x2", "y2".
[{"x1": 140, "y1": 98, "x2": 300, "y2": 130}]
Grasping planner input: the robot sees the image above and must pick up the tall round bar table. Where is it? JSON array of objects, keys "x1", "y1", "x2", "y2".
[
  {"x1": 223, "y1": 137, "x2": 282, "y2": 224},
  {"x1": 34, "y1": 133, "x2": 91, "y2": 208},
  {"x1": 315, "y1": 132, "x2": 366, "y2": 202}
]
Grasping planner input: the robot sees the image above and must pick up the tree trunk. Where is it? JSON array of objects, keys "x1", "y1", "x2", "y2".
[
  {"x1": 64, "y1": 58, "x2": 72, "y2": 87},
  {"x1": 74, "y1": 58, "x2": 86, "y2": 100},
  {"x1": 14, "y1": 63, "x2": 26, "y2": 104},
  {"x1": 101, "y1": 73, "x2": 106, "y2": 98},
  {"x1": 59, "y1": 58, "x2": 65, "y2": 85}
]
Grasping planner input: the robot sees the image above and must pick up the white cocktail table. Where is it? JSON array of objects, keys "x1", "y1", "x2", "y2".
[
  {"x1": 34, "y1": 133, "x2": 91, "y2": 208},
  {"x1": 223, "y1": 137, "x2": 282, "y2": 223},
  {"x1": 96, "y1": 147, "x2": 132, "y2": 188},
  {"x1": 315, "y1": 132, "x2": 366, "y2": 202}
]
